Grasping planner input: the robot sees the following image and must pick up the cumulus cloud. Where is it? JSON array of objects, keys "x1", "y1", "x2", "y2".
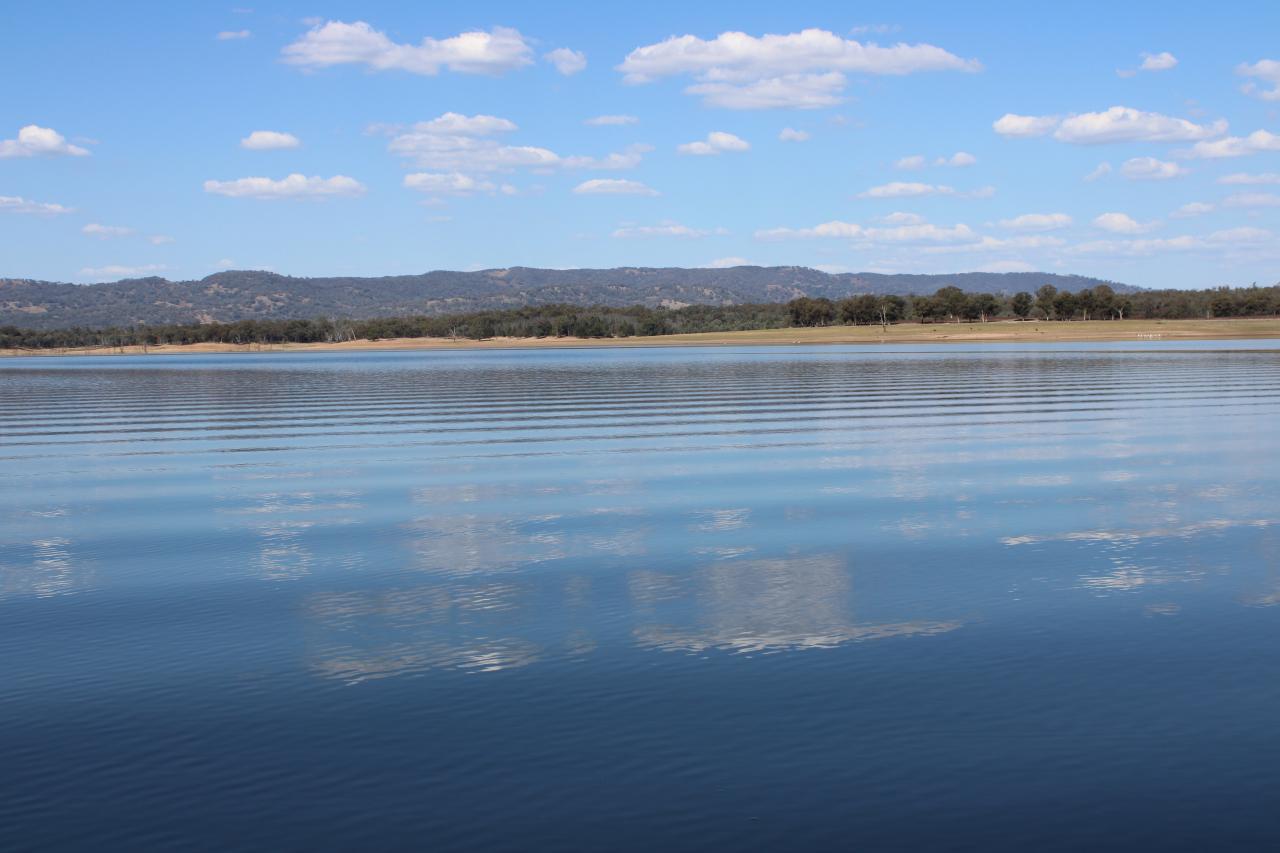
[
  {"x1": 755, "y1": 219, "x2": 978, "y2": 244},
  {"x1": 0, "y1": 195, "x2": 73, "y2": 215},
  {"x1": 998, "y1": 213, "x2": 1072, "y2": 231},
  {"x1": 857, "y1": 181, "x2": 993, "y2": 198},
  {"x1": 612, "y1": 221, "x2": 725, "y2": 238},
  {"x1": 1120, "y1": 156, "x2": 1188, "y2": 180},
  {"x1": 617, "y1": 28, "x2": 979, "y2": 109},
  {"x1": 203, "y1": 173, "x2": 366, "y2": 199},
  {"x1": 1093, "y1": 212, "x2": 1157, "y2": 234},
  {"x1": 1084, "y1": 162, "x2": 1113, "y2": 182},
  {"x1": 584, "y1": 114, "x2": 638, "y2": 126},
  {"x1": 148, "y1": 234, "x2": 175, "y2": 245},
  {"x1": 994, "y1": 106, "x2": 1225, "y2": 144},
  {"x1": 0, "y1": 125, "x2": 90, "y2": 158},
  {"x1": 545, "y1": 48, "x2": 586, "y2": 75},
  {"x1": 705, "y1": 256, "x2": 752, "y2": 268},
  {"x1": 938, "y1": 151, "x2": 976, "y2": 167},
  {"x1": 1183, "y1": 129, "x2": 1280, "y2": 159},
  {"x1": 1141, "y1": 51, "x2": 1178, "y2": 71},
  {"x1": 992, "y1": 113, "x2": 1060, "y2": 138},
  {"x1": 82, "y1": 223, "x2": 134, "y2": 238},
  {"x1": 562, "y1": 144, "x2": 652, "y2": 170},
  {"x1": 281, "y1": 20, "x2": 533, "y2": 76},
  {"x1": 79, "y1": 264, "x2": 168, "y2": 279},
  {"x1": 878, "y1": 212, "x2": 925, "y2": 225},
  {"x1": 385, "y1": 112, "x2": 649, "y2": 203},
  {"x1": 386, "y1": 113, "x2": 557, "y2": 172},
  {"x1": 217, "y1": 30, "x2": 251, "y2": 40},
  {"x1": 240, "y1": 130, "x2": 301, "y2": 150},
  {"x1": 572, "y1": 178, "x2": 659, "y2": 196},
  {"x1": 1223, "y1": 192, "x2": 1280, "y2": 208},
  {"x1": 779, "y1": 127, "x2": 810, "y2": 142},
  {"x1": 1170, "y1": 202, "x2": 1214, "y2": 218},
  {"x1": 1219, "y1": 172, "x2": 1280, "y2": 185},
  {"x1": 1238, "y1": 59, "x2": 1280, "y2": 101},
  {"x1": 677, "y1": 131, "x2": 750, "y2": 155},
  {"x1": 1068, "y1": 227, "x2": 1273, "y2": 257},
  {"x1": 403, "y1": 172, "x2": 497, "y2": 196},
  {"x1": 895, "y1": 155, "x2": 926, "y2": 170}
]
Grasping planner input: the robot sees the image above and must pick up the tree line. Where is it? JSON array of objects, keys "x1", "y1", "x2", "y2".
[{"x1": 2, "y1": 283, "x2": 1278, "y2": 349}]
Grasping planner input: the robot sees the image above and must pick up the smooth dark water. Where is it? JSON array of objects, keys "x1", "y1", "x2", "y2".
[{"x1": 2, "y1": 342, "x2": 1279, "y2": 850}]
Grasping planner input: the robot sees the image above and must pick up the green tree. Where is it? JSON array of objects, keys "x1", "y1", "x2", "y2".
[
  {"x1": 1035, "y1": 284, "x2": 1058, "y2": 319},
  {"x1": 1011, "y1": 291, "x2": 1033, "y2": 319}
]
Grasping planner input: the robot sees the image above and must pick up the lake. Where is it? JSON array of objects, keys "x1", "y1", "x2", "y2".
[{"x1": 3, "y1": 342, "x2": 1280, "y2": 850}]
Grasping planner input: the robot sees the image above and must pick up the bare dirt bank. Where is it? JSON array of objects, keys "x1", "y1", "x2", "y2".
[{"x1": 5, "y1": 317, "x2": 1280, "y2": 357}]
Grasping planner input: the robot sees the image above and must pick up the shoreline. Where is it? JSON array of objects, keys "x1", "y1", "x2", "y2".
[{"x1": 4, "y1": 317, "x2": 1280, "y2": 357}]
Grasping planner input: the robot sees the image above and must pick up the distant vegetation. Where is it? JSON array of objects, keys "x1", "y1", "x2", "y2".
[
  {"x1": 0, "y1": 266, "x2": 1130, "y2": 331},
  {"x1": 3, "y1": 283, "x2": 1278, "y2": 350}
]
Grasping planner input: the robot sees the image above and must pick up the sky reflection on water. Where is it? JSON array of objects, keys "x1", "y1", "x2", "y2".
[{"x1": 2, "y1": 343, "x2": 1280, "y2": 849}]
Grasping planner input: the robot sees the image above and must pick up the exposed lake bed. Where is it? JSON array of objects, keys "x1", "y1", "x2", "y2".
[{"x1": 3, "y1": 342, "x2": 1279, "y2": 849}]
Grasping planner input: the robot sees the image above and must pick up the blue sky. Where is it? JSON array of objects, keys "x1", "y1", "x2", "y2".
[{"x1": 3, "y1": 0, "x2": 1279, "y2": 288}]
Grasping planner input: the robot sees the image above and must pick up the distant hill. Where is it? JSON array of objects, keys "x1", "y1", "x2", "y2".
[{"x1": 0, "y1": 267, "x2": 1134, "y2": 330}]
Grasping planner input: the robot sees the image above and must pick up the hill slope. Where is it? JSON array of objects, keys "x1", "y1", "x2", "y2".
[{"x1": 0, "y1": 267, "x2": 1131, "y2": 330}]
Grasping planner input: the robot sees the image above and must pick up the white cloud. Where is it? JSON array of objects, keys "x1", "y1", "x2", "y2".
[
  {"x1": 677, "y1": 131, "x2": 749, "y2": 155},
  {"x1": 1120, "y1": 156, "x2": 1188, "y2": 180},
  {"x1": 281, "y1": 20, "x2": 532, "y2": 76},
  {"x1": 387, "y1": 113, "x2": 558, "y2": 172},
  {"x1": 992, "y1": 113, "x2": 1060, "y2": 138},
  {"x1": 79, "y1": 264, "x2": 167, "y2": 279},
  {"x1": 1184, "y1": 130, "x2": 1280, "y2": 159},
  {"x1": 755, "y1": 219, "x2": 978, "y2": 244},
  {"x1": 923, "y1": 234, "x2": 1065, "y2": 254},
  {"x1": 0, "y1": 195, "x2": 73, "y2": 215},
  {"x1": 878, "y1": 212, "x2": 925, "y2": 225},
  {"x1": 82, "y1": 223, "x2": 134, "y2": 238},
  {"x1": 240, "y1": 130, "x2": 301, "y2": 150},
  {"x1": 1068, "y1": 227, "x2": 1273, "y2": 257},
  {"x1": 612, "y1": 221, "x2": 724, "y2": 238},
  {"x1": 584, "y1": 114, "x2": 638, "y2": 126},
  {"x1": 1084, "y1": 162, "x2": 1112, "y2": 182},
  {"x1": 572, "y1": 179, "x2": 659, "y2": 196},
  {"x1": 705, "y1": 256, "x2": 752, "y2": 268},
  {"x1": 1223, "y1": 192, "x2": 1280, "y2": 208},
  {"x1": 148, "y1": 234, "x2": 175, "y2": 245},
  {"x1": 403, "y1": 172, "x2": 496, "y2": 196},
  {"x1": 618, "y1": 29, "x2": 979, "y2": 109},
  {"x1": 0, "y1": 125, "x2": 90, "y2": 158},
  {"x1": 859, "y1": 181, "x2": 952, "y2": 198},
  {"x1": 998, "y1": 213, "x2": 1072, "y2": 231},
  {"x1": 545, "y1": 47, "x2": 586, "y2": 75},
  {"x1": 1170, "y1": 202, "x2": 1213, "y2": 218},
  {"x1": 895, "y1": 155, "x2": 926, "y2": 170},
  {"x1": 857, "y1": 181, "x2": 993, "y2": 199},
  {"x1": 1238, "y1": 59, "x2": 1280, "y2": 101},
  {"x1": 779, "y1": 127, "x2": 810, "y2": 142},
  {"x1": 1220, "y1": 172, "x2": 1280, "y2": 185},
  {"x1": 938, "y1": 151, "x2": 976, "y2": 167},
  {"x1": 1140, "y1": 51, "x2": 1178, "y2": 71},
  {"x1": 994, "y1": 106, "x2": 1225, "y2": 144},
  {"x1": 562, "y1": 144, "x2": 651, "y2": 170},
  {"x1": 203, "y1": 173, "x2": 366, "y2": 199},
  {"x1": 217, "y1": 30, "x2": 251, "y2": 40},
  {"x1": 214, "y1": 258, "x2": 236, "y2": 269},
  {"x1": 1093, "y1": 212, "x2": 1158, "y2": 234}
]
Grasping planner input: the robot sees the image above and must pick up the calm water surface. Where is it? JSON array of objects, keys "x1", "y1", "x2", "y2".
[{"x1": 3, "y1": 343, "x2": 1280, "y2": 850}]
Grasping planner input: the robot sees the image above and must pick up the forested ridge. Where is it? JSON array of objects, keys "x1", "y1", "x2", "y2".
[
  {"x1": 0, "y1": 266, "x2": 1129, "y2": 330},
  {"x1": 3, "y1": 283, "x2": 1278, "y2": 350}
]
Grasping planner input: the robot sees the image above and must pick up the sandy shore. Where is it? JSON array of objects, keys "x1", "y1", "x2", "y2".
[{"x1": 5, "y1": 317, "x2": 1280, "y2": 357}]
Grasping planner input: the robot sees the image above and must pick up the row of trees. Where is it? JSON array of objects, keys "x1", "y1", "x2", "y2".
[
  {"x1": 787, "y1": 283, "x2": 1280, "y2": 326},
  {"x1": 3, "y1": 283, "x2": 1278, "y2": 349}
]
